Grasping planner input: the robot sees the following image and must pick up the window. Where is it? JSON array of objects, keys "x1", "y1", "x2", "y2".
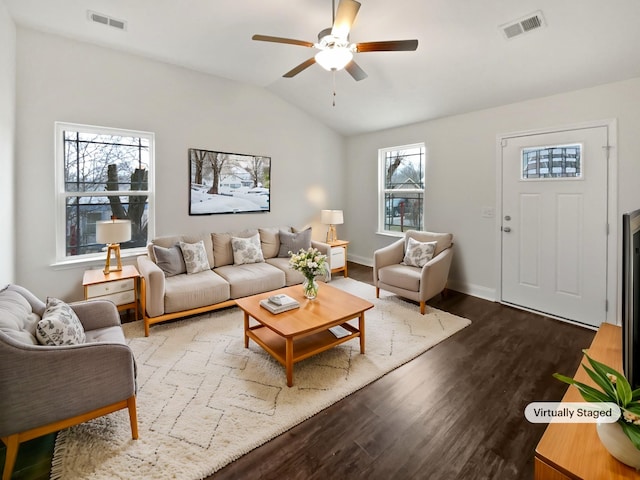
[
  {"x1": 55, "y1": 123, "x2": 154, "y2": 262},
  {"x1": 378, "y1": 143, "x2": 425, "y2": 234},
  {"x1": 522, "y1": 144, "x2": 582, "y2": 179}
]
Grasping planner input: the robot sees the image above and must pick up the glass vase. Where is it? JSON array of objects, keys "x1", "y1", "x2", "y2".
[{"x1": 303, "y1": 276, "x2": 319, "y2": 300}]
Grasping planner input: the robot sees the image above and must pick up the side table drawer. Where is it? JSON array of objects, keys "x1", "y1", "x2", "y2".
[
  {"x1": 93, "y1": 290, "x2": 135, "y2": 306},
  {"x1": 330, "y1": 247, "x2": 345, "y2": 269},
  {"x1": 86, "y1": 278, "x2": 134, "y2": 298}
]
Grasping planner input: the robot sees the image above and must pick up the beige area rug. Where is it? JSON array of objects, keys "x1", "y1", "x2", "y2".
[{"x1": 51, "y1": 278, "x2": 470, "y2": 479}]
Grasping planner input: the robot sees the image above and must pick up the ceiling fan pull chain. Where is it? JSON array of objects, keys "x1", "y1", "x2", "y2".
[{"x1": 332, "y1": 70, "x2": 337, "y2": 107}]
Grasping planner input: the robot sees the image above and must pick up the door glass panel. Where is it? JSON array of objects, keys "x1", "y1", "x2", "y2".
[{"x1": 521, "y1": 144, "x2": 582, "y2": 179}]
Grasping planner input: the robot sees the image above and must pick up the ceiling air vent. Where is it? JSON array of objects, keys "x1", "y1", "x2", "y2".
[
  {"x1": 500, "y1": 11, "x2": 545, "y2": 39},
  {"x1": 88, "y1": 11, "x2": 127, "y2": 31}
]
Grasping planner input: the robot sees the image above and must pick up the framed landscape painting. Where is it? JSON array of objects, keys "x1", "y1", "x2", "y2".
[{"x1": 189, "y1": 148, "x2": 271, "y2": 215}]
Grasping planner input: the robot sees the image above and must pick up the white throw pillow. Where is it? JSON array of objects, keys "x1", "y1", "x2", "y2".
[
  {"x1": 231, "y1": 233, "x2": 265, "y2": 265},
  {"x1": 179, "y1": 240, "x2": 211, "y2": 274},
  {"x1": 36, "y1": 297, "x2": 86, "y2": 346},
  {"x1": 403, "y1": 237, "x2": 437, "y2": 268}
]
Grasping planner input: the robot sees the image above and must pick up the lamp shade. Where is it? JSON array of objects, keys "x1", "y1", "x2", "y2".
[
  {"x1": 315, "y1": 48, "x2": 353, "y2": 71},
  {"x1": 96, "y1": 219, "x2": 131, "y2": 244},
  {"x1": 321, "y1": 209, "x2": 344, "y2": 225}
]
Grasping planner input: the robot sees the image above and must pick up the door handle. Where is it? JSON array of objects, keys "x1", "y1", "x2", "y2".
[{"x1": 503, "y1": 227, "x2": 512, "y2": 233}]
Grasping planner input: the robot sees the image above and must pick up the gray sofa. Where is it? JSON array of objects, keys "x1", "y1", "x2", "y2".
[
  {"x1": 0, "y1": 284, "x2": 138, "y2": 480},
  {"x1": 137, "y1": 226, "x2": 332, "y2": 336}
]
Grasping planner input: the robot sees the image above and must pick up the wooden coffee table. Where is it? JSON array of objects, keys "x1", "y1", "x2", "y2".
[{"x1": 236, "y1": 282, "x2": 374, "y2": 387}]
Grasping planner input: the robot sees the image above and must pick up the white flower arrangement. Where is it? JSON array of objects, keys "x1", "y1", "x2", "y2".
[{"x1": 288, "y1": 247, "x2": 328, "y2": 279}]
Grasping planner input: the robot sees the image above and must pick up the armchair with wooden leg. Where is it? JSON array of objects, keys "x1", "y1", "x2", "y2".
[
  {"x1": 0, "y1": 284, "x2": 138, "y2": 480},
  {"x1": 373, "y1": 230, "x2": 454, "y2": 314}
]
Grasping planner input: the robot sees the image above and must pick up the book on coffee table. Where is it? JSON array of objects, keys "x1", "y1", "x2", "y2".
[
  {"x1": 328, "y1": 325, "x2": 351, "y2": 338},
  {"x1": 259, "y1": 296, "x2": 300, "y2": 314}
]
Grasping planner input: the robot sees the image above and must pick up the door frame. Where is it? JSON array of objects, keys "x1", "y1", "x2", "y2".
[{"x1": 495, "y1": 119, "x2": 618, "y2": 326}]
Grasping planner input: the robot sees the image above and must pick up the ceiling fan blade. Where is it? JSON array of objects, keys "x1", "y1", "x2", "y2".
[
  {"x1": 331, "y1": 0, "x2": 361, "y2": 39},
  {"x1": 345, "y1": 61, "x2": 367, "y2": 81},
  {"x1": 356, "y1": 39, "x2": 419, "y2": 52},
  {"x1": 252, "y1": 34, "x2": 314, "y2": 48},
  {"x1": 283, "y1": 57, "x2": 317, "y2": 78}
]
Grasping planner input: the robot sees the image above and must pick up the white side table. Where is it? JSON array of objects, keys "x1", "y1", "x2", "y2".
[
  {"x1": 327, "y1": 240, "x2": 349, "y2": 278},
  {"x1": 83, "y1": 264, "x2": 140, "y2": 321}
]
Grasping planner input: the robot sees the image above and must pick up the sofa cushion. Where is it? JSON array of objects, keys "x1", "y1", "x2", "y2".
[
  {"x1": 405, "y1": 230, "x2": 453, "y2": 257},
  {"x1": 147, "y1": 235, "x2": 183, "y2": 262},
  {"x1": 232, "y1": 233, "x2": 265, "y2": 265},
  {"x1": 179, "y1": 240, "x2": 211, "y2": 274},
  {"x1": 259, "y1": 227, "x2": 291, "y2": 259},
  {"x1": 278, "y1": 228, "x2": 312, "y2": 257},
  {"x1": 36, "y1": 297, "x2": 86, "y2": 346},
  {"x1": 0, "y1": 288, "x2": 40, "y2": 345},
  {"x1": 153, "y1": 244, "x2": 187, "y2": 276},
  {"x1": 212, "y1": 229, "x2": 258, "y2": 267},
  {"x1": 378, "y1": 264, "x2": 421, "y2": 292},
  {"x1": 215, "y1": 263, "x2": 285, "y2": 299},
  {"x1": 150, "y1": 234, "x2": 214, "y2": 270},
  {"x1": 164, "y1": 270, "x2": 230, "y2": 314},
  {"x1": 403, "y1": 238, "x2": 437, "y2": 268},
  {"x1": 84, "y1": 326, "x2": 126, "y2": 344},
  {"x1": 266, "y1": 257, "x2": 305, "y2": 286}
]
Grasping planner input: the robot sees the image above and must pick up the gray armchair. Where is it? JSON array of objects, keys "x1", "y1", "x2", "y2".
[
  {"x1": 373, "y1": 230, "x2": 454, "y2": 314},
  {"x1": 0, "y1": 284, "x2": 138, "y2": 480}
]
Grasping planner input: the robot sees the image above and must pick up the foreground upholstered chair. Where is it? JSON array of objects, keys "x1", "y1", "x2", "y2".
[
  {"x1": 373, "y1": 230, "x2": 454, "y2": 314},
  {"x1": 0, "y1": 284, "x2": 138, "y2": 480}
]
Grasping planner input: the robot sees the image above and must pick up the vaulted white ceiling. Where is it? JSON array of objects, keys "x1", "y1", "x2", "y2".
[{"x1": 5, "y1": 0, "x2": 640, "y2": 136}]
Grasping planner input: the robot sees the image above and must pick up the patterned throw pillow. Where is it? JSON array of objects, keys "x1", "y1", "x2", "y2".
[
  {"x1": 36, "y1": 297, "x2": 86, "y2": 346},
  {"x1": 231, "y1": 233, "x2": 265, "y2": 265},
  {"x1": 179, "y1": 240, "x2": 211, "y2": 274},
  {"x1": 402, "y1": 237, "x2": 438, "y2": 268}
]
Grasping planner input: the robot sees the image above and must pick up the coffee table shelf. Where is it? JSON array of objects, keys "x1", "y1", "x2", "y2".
[
  {"x1": 236, "y1": 283, "x2": 373, "y2": 387},
  {"x1": 247, "y1": 322, "x2": 360, "y2": 366}
]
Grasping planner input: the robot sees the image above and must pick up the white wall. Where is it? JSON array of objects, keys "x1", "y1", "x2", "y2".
[
  {"x1": 15, "y1": 27, "x2": 345, "y2": 301},
  {"x1": 0, "y1": 0, "x2": 16, "y2": 286},
  {"x1": 346, "y1": 77, "x2": 640, "y2": 300}
]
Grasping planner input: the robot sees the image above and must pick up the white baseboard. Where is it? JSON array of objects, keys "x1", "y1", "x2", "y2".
[
  {"x1": 446, "y1": 280, "x2": 497, "y2": 302},
  {"x1": 347, "y1": 256, "x2": 496, "y2": 302},
  {"x1": 348, "y1": 253, "x2": 373, "y2": 267}
]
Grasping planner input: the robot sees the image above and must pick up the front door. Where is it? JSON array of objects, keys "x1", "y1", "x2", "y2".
[{"x1": 501, "y1": 127, "x2": 608, "y2": 327}]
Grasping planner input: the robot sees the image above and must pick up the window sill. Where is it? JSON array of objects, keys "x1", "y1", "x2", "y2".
[
  {"x1": 376, "y1": 231, "x2": 405, "y2": 239},
  {"x1": 50, "y1": 248, "x2": 147, "y2": 271}
]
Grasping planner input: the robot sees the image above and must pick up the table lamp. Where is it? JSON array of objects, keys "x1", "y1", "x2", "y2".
[
  {"x1": 96, "y1": 218, "x2": 131, "y2": 275},
  {"x1": 321, "y1": 209, "x2": 344, "y2": 243}
]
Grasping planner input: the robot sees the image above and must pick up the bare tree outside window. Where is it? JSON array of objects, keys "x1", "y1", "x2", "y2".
[
  {"x1": 189, "y1": 148, "x2": 271, "y2": 215},
  {"x1": 379, "y1": 144, "x2": 426, "y2": 233},
  {"x1": 57, "y1": 124, "x2": 154, "y2": 259}
]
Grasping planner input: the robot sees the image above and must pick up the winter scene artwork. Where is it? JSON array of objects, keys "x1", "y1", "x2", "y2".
[{"x1": 189, "y1": 148, "x2": 271, "y2": 215}]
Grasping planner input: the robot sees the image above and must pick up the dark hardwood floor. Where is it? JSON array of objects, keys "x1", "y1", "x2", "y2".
[
  {"x1": 1, "y1": 263, "x2": 595, "y2": 480},
  {"x1": 209, "y1": 263, "x2": 595, "y2": 480}
]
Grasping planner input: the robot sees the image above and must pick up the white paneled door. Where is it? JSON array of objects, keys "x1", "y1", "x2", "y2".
[{"x1": 501, "y1": 127, "x2": 608, "y2": 327}]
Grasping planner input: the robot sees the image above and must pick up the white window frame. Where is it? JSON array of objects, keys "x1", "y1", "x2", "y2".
[
  {"x1": 377, "y1": 142, "x2": 426, "y2": 236},
  {"x1": 54, "y1": 122, "x2": 155, "y2": 265}
]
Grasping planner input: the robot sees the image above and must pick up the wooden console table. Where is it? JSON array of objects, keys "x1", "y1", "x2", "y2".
[{"x1": 535, "y1": 323, "x2": 640, "y2": 479}]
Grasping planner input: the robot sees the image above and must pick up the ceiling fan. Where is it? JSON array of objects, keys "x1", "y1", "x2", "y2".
[{"x1": 252, "y1": 0, "x2": 418, "y2": 82}]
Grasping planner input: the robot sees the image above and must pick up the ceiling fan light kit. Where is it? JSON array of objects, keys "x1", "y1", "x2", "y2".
[
  {"x1": 252, "y1": 0, "x2": 418, "y2": 87},
  {"x1": 315, "y1": 47, "x2": 353, "y2": 71}
]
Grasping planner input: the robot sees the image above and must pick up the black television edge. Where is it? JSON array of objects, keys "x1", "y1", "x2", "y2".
[{"x1": 622, "y1": 209, "x2": 640, "y2": 389}]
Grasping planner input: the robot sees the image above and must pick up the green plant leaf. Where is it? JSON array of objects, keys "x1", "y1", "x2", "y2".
[
  {"x1": 625, "y1": 405, "x2": 640, "y2": 417},
  {"x1": 584, "y1": 351, "x2": 629, "y2": 387},
  {"x1": 617, "y1": 375, "x2": 634, "y2": 407},
  {"x1": 552, "y1": 373, "x2": 612, "y2": 403},
  {"x1": 582, "y1": 365, "x2": 617, "y2": 401},
  {"x1": 632, "y1": 388, "x2": 640, "y2": 402},
  {"x1": 619, "y1": 420, "x2": 640, "y2": 450}
]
